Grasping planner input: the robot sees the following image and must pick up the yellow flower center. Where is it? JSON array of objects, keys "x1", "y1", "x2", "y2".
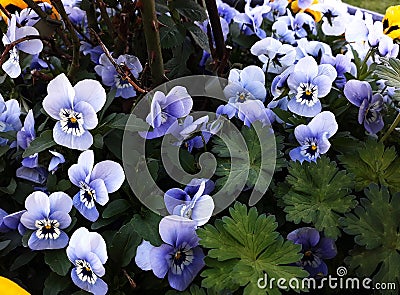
[
  {"x1": 311, "y1": 144, "x2": 317, "y2": 151},
  {"x1": 70, "y1": 117, "x2": 77, "y2": 123}
]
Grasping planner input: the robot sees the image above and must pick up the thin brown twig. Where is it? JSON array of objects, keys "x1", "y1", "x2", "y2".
[
  {"x1": 22, "y1": 0, "x2": 61, "y2": 26},
  {"x1": 91, "y1": 29, "x2": 147, "y2": 94},
  {"x1": 0, "y1": 35, "x2": 44, "y2": 66}
]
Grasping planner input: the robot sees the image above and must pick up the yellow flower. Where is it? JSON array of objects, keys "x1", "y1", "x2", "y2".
[
  {"x1": 290, "y1": 0, "x2": 322, "y2": 23},
  {"x1": 0, "y1": 276, "x2": 30, "y2": 295},
  {"x1": 0, "y1": 0, "x2": 59, "y2": 22},
  {"x1": 383, "y1": 5, "x2": 400, "y2": 40}
]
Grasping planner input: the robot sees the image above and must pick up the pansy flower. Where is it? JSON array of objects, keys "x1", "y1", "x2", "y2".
[
  {"x1": 17, "y1": 110, "x2": 38, "y2": 168},
  {"x1": 20, "y1": 191, "x2": 72, "y2": 250},
  {"x1": 287, "y1": 227, "x2": 337, "y2": 277},
  {"x1": 224, "y1": 65, "x2": 266, "y2": 104},
  {"x1": 0, "y1": 94, "x2": 22, "y2": 146},
  {"x1": 251, "y1": 37, "x2": 296, "y2": 74},
  {"x1": 1, "y1": 209, "x2": 27, "y2": 235},
  {"x1": 42, "y1": 73, "x2": 106, "y2": 150},
  {"x1": 2, "y1": 15, "x2": 43, "y2": 78},
  {"x1": 68, "y1": 150, "x2": 125, "y2": 222},
  {"x1": 135, "y1": 216, "x2": 205, "y2": 291},
  {"x1": 164, "y1": 179, "x2": 215, "y2": 226},
  {"x1": 287, "y1": 56, "x2": 337, "y2": 117},
  {"x1": 383, "y1": 5, "x2": 400, "y2": 40},
  {"x1": 289, "y1": 111, "x2": 338, "y2": 163},
  {"x1": 66, "y1": 227, "x2": 108, "y2": 295},
  {"x1": 48, "y1": 150, "x2": 65, "y2": 173},
  {"x1": 95, "y1": 53, "x2": 142, "y2": 99},
  {"x1": 141, "y1": 86, "x2": 193, "y2": 139},
  {"x1": 344, "y1": 80, "x2": 384, "y2": 134}
]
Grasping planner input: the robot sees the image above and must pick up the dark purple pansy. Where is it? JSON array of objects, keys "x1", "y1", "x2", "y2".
[
  {"x1": 344, "y1": 80, "x2": 384, "y2": 134},
  {"x1": 287, "y1": 227, "x2": 337, "y2": 277}
]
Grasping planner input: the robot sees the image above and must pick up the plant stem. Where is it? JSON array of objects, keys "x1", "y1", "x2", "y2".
[
  {"x1": 204, "y1": 0, "x2": 225, "y2": 61},
  {"x1": 51, "y1": 0, "x2": 81, "y2": 79},
  {"x1": 380, "y1": 112, "x2": 400, "y2": 143},
  {"x1": 140, "y1": 0, "x2": 165, "y2": 86}
]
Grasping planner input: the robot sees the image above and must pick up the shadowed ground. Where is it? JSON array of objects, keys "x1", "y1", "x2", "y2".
[{"x1": 345, "y1": 0, "x2": 393, "y2": 14}]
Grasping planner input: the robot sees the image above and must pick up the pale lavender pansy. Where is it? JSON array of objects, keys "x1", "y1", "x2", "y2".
[
  {"x1": 42, "y1": 73, "x2": 106, "y2": 150},
  {"x1": 68, "y1": 150, "x2": 125, "y2": 222},
  {"x1": 20, "y1": 191, "x2": 73, "y2": 250},
  {"x1": 289, "y1": 111, "x2": 338, "y2": 163},
  {"x1": 66, "y1": 227, "x2": 108, "y2": 295}
]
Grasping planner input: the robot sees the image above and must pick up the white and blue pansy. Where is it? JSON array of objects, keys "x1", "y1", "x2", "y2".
[
  {"x1": 289, "y1": 111, "x2": 338, "y2": 163},
  {"x1": 66, "y1": 227, "x2": 108, "y2": 295},
  {"x1": 68, "y1": 150, "x2": 125, "y2": 222},
  {"x1": 42, "y1": 73, "x2": 106, "y2": 150},
  {"x1": 20, "y1": 191, "x2": 72, "y2": 250},
  {"x1": 287, "y1": 56, "x2": 337, "y2": 117}
]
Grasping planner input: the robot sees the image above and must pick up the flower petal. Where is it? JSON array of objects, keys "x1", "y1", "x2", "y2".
[
  {"x1": 164, "y1": 188, "x2": 191, "y2": 214},
  {"x1": 25, "y1": 191, "x2": 50, "y2": 218},
  {"x1": 158, "y1": 215, "x2": 198, "y2": 248},
  {"x1": 135, "y1": 240, "x2": 155, "y2": 271},
  {"x1": 73, "y1": 79, "x2": 106, "y2": 112},
  {"x1": 68, "y1": 150, "x2": 94, "y2": 187},
  {"x1": 71, "y1": 268, "x2": 108, "y2": 295},
  {"x1": 49, "y1": 192, "x2": 73, "y2": 214},
  {"x1": 343, "y1": 80, "x2": 372, "y2": 107},
  {"x1": 191, "y1": 195, "x2": 214, "y2": 226},
  {"x1": 167, "y1": 246, "x2": 205, "y2": 291},
  {"x1": 53, "y1": 121, "x2": 93, "y2": 151},
  {"x1": 74, "y1": 101, "x2": 98, "y2": 130},
  {"x1": 43, "y1": 74, "x2": 75, "y2": 120},
  {"x1": 28, "y1": 230, "x2": 69, "y2": 250},
  {"x1": 307, "y1": 111, "x2": 338, "y2": 139},
  {"x1": 49, "y1": 211, "x2": 72, "y2": 229},
  {"x1": 73, "y1": 193, "x2": 99, "y2": 222},
  {"x1": 150, "y1": 244, "x2": 174, "y2": 278},
  {"x1": 90, "y1": 161, "x2": 125, "y2": 193},
  {"x1": 89, "y1": 179, "x2": 109, "y2": 206}
]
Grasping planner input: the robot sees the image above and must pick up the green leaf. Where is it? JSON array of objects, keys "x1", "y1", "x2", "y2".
[
  {"x1": 185, "y1": 23, "x2": 210, "y2": 52},
  {"x1": 0, "y1": 145, "x2": 9, "y2": 157},
  {"x1": 0, "y1": 240, "x2": 11, "y2": 251},
  {"x1": 44, "y1": 249, "x2": 71, "y2": 276},
  {"x1": 93, "y1": 134, "x2": 104, "y2": 149},
  {"x1": 212, "y1": 122, "x2": 276, "y2": 204},
  {"x1": 376, "y1": 57, "x2": 400, "y2": 101},
  {"x1": 198, "y1": 202, "x2": 308, "y2": 294},
  {"x1": 170, "y1": 0, "x2": 207, "y2": 22},
  {"x1": 339, "y1": 139, "x2": 400, "y2": 193},
  {"x1": 281, "y1": 156, "x2": 357, "y2": 239},
  {"x1": 10, "y1": 251, "x2": 37, "y2": 271},
  {"x1": 109, "y1": 220, "x2": 141, "y2": 267},
  {"x1": 99, "y1": 88, "x2": 117, "y2": 122},
  {"x1": 0, "y1": 178, "x2": 17, "y2": 194},
  {"x1": 102, "y1": 199, "x2": 131, "y2": 218},
  {"x1": 105, "y1": 113, "x2": 148, "y2": 131},
  {"x1": 341, "y1": 185, "x2": 400, "y2": 291},
  {"x1": 44, "y1": 272, "x2": 71, "y2": 295},
  {"x1": 159, "y1": 15, "x2": 186, "y2": 49},
  {"x1": 165, "y1": 40, "x2": 194, "y2": 79},
  {"x1": 23, "y1": 130, "x2": 56, "y2": 157},
  {"x1": 131, "y1": 212, "x2": 163, "y2": 246}
]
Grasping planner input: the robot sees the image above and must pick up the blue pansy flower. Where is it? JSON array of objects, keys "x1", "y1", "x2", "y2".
[
  {"x1": 95, "y1": 53, "x2": 142, "y2": 99},
  {"x1": 233, "y1": 0, "x2": 271, "y2": 39},
  {"x1": 81, "y1": 42, "x2": 104, "y2": 64},
  {"x1": 141, "y1": 86, "x2": 193, "y2": 139},
  {"x1": 2, "y1": 15, "x2": 43, "y2": 78},
  {"x1": 135, "y1": 216, "x2": 205, "y2": 291},
  {"x1": 164, "y1": 179, "x2": 215, "y2": 226},
  {"x1": 224, "y1": 65, "x2": 266, "y2": 104},
  {"x1": 66, "y1": 227, "x2": 108, "y2": 295},
  {"x1": 0, "y1": 94, "x2": 22, "y2": 146},
  {"x1": 251, "y1": 37, "x2": 296, "y2": 74},
  {"x1": 1, "y1": 209, "x2": 27, "y2": 235},
  {"x1": 287, "y1": 56, "x2": 337, "y2": 117},
  {"x1": 17, "y1": 110, "x2": 38, "y2": 169},
  {"x1": 321, "y1": 54, "x2": 355, "y2": 89},
  {"x1": 48, "y1": 150, "x2": 65, "y2": 173},
  {"x1": 20, "y1": 191, "x2": 73, "y2": 250},
  {"x1": 287, "y1": 227, "x2": 337, "y2": 277},
  {"x1": 42, "y1": 73, "x2": 106, "y2": 150},
  {"x1": 344, "y1": 80, "x2": 384, "y2": 134},
  {"x1": 289, "y1": 111, "x2": 338, "y2": 163},
  {"x1": 68, "y1": 150, "x2": 125, "y2": 222}
]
